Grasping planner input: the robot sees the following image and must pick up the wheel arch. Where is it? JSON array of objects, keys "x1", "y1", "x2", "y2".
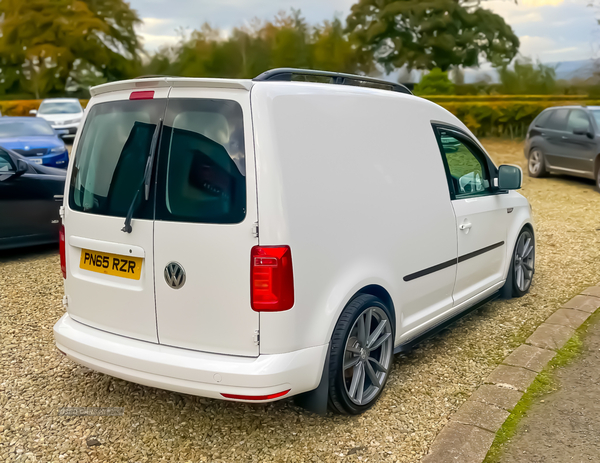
[{"x1": 350, "y1": 284, "x2": 397, "y2": 335}]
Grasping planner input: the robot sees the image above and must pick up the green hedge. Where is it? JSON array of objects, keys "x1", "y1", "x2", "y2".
[
  {"x1": 0, "y1": 96, "x2": 596, "y2": 139},
  {"x1": 0, "y1": 100, "x2": 88, "y2": 117},
  {"x1": 425, "y1": 98, "x2": 599, "y2": 138}
]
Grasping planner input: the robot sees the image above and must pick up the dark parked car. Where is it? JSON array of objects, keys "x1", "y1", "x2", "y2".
[
  {"x1": 524, "y1": 105, "x2": 600, "y2": 188},
  {"x1": 0, "y1": 147, "x2": 65, "y2": 250}
]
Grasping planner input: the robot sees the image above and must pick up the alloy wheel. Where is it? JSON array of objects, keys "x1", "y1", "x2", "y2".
[
  {"x1": 529, "y1": 150, "x2": 542, "y2": 175},
  {"x1": 514, "y1": 231, "x2": 535, "y2": 292},
  {"x1": 343, "y1": 306, "x2": 393, "y2": 406}
]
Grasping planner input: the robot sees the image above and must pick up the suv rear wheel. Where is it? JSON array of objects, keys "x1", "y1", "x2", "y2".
[
  {"x1": 528, "y1": 148, "x2": 547, "y2": 178},
  {"x1": 328, "y1": 294, "x2": 394, "y2": 415}
]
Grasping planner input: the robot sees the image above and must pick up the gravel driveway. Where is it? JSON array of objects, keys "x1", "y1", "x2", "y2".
[{"x1": 2, "y1": 139, "x2": 600, "y2": 463}]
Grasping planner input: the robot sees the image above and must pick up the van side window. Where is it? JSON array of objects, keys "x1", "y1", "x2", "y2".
[
  {"x1": 155, "y1": 99, "x2": 246, "y2": 224},
  {"x1": 436, "y1": 130, "x2": 491, "y2": 198}
]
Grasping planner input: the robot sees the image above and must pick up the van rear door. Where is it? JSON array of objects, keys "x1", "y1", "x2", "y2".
[
  {"x1": 153, "y1": 87, "x2": 259, "y2": 356},
  {"x1": 65, "y1": 88, "x2": 169, "y2": 342}
]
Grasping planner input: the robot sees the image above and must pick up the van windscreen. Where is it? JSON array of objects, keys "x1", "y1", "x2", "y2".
[{"x1": 69, "y1": 98, "x2": 246, "y2": 224}]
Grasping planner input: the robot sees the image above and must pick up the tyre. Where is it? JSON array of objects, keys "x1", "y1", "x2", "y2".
[
  {"x1": 527, "y1": 148, "x2": 547, "y2": 178},
  {"x1": 502, "y1": 228, "x2": 535, "y2": 298},
  {"x1": 328, "y1": 294, "x2": 394, "y2": 415},
  {"x1": 596, "y1": 164, "x2": 600, "y2": 191}
]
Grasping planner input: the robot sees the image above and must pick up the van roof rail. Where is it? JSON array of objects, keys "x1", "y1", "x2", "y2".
[{"x1": 253, "y1": 68, "x2": 413, "y2": 95}]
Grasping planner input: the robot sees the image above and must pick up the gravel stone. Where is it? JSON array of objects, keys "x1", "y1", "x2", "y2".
[{"x1": 2, "y1": 140, "x2": 600, "y2": 462}]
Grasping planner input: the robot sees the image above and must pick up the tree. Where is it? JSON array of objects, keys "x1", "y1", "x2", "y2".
[
  {"x1": 0, "y1": 0, "x2": 142, "y2": 97},
  {"x1": 346, "y1": 0, "x2": 520, "y2": 74},
  {"x1": 498, "y1": 59, "x2": 557, "y2": 95},
  {"x1": 414, "y1": 68, "x2": 455, "y2": 95},
  {"x1": 147, "y1": 10, "x2": 360, "y2": 80}
]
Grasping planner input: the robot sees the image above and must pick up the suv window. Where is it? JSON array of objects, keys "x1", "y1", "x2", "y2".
[
  {"x1": 567, "y1": 109, "x2": 591, "y2": 132},
  {"x1": 534, "y1": 111, "x2": 552, "y2": 128},
  {"x1": 436, "y1": 129, "x2": 491, "y2": 198},
  {"x1": 546, "y1": 108, "x2": 570, "y2": 131},
  {"x1": 155, "y1": 98, "x2": 246, "y2": 224}
]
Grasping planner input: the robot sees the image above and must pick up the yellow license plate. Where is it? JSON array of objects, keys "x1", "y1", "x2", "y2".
[{"x1": 80, "y1": 249, "x2": 143, "y2": 280}]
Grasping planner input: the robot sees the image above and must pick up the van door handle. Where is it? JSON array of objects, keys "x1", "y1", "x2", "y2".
[
  {"x1": 459, "y1": 222, "x2": 472, "y2": 231},
  {"x1": 562, "y1": 136, "x2": 568, "y2": 139}
]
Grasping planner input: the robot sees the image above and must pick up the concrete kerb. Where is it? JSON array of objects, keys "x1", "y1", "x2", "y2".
[{"x1": 421, "y1": 285, "x2": 600, "y2": 463}]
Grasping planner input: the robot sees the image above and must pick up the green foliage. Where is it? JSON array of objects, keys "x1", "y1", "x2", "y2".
[
  {"x1": 0, "y1": 0, "x2": 142, "y2": 98},
  {"x1": 499, "y1": 59, "x2": 557, "y2": 94},
  {"x1": 414, "y1": 68, "x2": 455, "y2": 95},
  {"x1": 345, "y1": 0, "x2": 520, "y2": 73},
  {"x1": 426, "y1": 96, "x2": 600, "y2": 138},
  {"x1": 0, "y1": 99, "x2": 88, "y2": 116},
  {"x1": 147, "y1": 11, "x2": 359, "y2": 79}
]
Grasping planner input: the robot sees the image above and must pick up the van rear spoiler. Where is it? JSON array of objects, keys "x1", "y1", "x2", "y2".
[{"x1": 90, "y1": 77, "x2": 253, "y2": 97}]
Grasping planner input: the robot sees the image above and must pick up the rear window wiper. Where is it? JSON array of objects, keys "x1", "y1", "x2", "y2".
[{"x1": 121, "y1": 118, "x2": 163, "y2": 233}]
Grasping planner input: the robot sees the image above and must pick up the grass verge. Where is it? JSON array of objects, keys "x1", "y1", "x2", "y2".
[{"x1": 482, "y1": 308, "x2": 600, "y2": 463}]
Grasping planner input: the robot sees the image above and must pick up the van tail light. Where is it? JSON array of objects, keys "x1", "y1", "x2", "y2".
[
  {"x1": 221, "y1": 389, "x2": 290, "y2": 401},
  {"x1": 129, "y1": 90, "x2": 154, "y2": 100},
  {"x1": 251, "y1": 246, "x2": 294, "y2": 312},
  {"x1": 59, "y1": 225, "x2": 66, "y2": 279}
]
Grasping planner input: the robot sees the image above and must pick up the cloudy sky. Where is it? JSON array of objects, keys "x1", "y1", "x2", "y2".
[{"x1": 130, "y1": 0, "x2": 599, "y2": 64}]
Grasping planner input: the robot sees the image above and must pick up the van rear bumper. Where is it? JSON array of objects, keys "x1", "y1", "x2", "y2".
[{"x1": 54, "y1": 314, "x2": 328, "y2": 402}]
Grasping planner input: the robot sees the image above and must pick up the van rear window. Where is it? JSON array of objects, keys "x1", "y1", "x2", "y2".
[
  {"x1": 69, "y1": 99, "x2": 164, "y2": 219},
  {"x1": 155, "y1": 99, "x2": 246, "y2": 224},
  {"x1": 69, "y1": 98, "x2": 246, "y2": 224}
]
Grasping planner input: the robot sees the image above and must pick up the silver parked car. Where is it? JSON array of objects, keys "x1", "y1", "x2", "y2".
[
  {"x1": 30, "y1": 98, "x2": 84, "y2": 138},
  {"x1": 524, "y1": 105, "x2": 600, "y2": 188}
]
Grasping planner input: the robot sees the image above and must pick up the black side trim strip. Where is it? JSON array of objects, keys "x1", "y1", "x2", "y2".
[
  {"x1": 458, "y1": 241, "x2": 504, "y2": 263},
  {"x1": 403, "y1": 258, "x2": 457, "y2": 282},
  {"x1": 403, "y1": 241, "x2": 505, "y2": 282},
  {"x1": 394, "y1": 291, "x2": 500, "y2": 354}
]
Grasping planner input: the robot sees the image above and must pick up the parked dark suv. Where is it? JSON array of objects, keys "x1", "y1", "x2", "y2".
[{"x1": 524, "y1": 105, "x2": 600, "y2": 188}]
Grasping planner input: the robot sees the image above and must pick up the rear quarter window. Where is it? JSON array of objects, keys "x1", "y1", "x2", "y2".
[{"x1": 534, "y1": 110, "x2": 552, "y2": 128}]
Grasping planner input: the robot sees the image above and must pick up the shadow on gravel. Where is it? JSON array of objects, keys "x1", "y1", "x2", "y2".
[{"x1": 0, "y1": 243, "x2": 59, "y2": 263}]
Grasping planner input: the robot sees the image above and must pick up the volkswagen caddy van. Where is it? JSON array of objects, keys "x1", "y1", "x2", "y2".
[{"x1": 54, "y1": 69, "x2": 534, "y2": 415}]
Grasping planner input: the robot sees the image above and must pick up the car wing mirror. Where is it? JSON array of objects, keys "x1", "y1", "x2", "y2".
[
  {"x1": 498, "y1": 165, "x2": 522, "y2": 190},
  {"x1": 29, "y1": 109, "x2": 37, "y2": 115},
  {"x1": 573, "y1": 129, "x2": 595, "y2": 139}
]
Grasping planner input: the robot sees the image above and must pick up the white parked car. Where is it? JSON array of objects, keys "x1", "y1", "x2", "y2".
[
  {"x1": 31, "y1": 98, "x2": 84, "y2": 137},
  {"x1": 53, "y1": 69, "x2": 535, "y2": 415}
]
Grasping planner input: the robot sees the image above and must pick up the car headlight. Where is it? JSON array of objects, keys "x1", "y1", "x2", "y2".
[{"x1": 50, "y1": 145, "x2": 66, "y2": 153}]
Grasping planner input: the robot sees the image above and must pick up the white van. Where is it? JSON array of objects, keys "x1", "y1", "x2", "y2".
[{"x1": 53, "y1": 69, "x2": 534, "y2": 415}]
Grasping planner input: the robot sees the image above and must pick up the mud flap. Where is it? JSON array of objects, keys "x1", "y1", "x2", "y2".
[{"x1": 293, "y1": 348, "x2": 330, "y2": 415}]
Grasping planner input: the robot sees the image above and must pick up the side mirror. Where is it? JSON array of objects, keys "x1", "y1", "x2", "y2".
[
  {"x1": 29, "y1": 109, "x2": 37, "y2": 116},
  {"x1": 573, "y1": 129, "x2": 594, "y2": 139},
  {"x1": 498, "y1": 165, "x2": 522, "y2": 190},
  {"x1": 15, "y1": 159, "x2": 28, "y2": 177}
]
